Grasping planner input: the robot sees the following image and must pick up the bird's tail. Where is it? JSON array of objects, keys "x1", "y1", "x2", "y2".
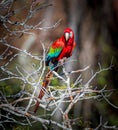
[{"x1": 34, "y1": 69, "x2": 53, "y2": 113}]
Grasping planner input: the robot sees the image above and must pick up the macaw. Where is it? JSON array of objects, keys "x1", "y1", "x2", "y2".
[
  {"x1": 34, "y1": 28, "x2": 76, "y2": 113},
  {"x1": 46, "y1": 27, "x2": 76, "y2": 70}
]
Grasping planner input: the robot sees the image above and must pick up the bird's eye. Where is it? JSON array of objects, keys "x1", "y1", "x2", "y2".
[{"x1": 70, "y1": 31, "x2": 73, "y2": 38}]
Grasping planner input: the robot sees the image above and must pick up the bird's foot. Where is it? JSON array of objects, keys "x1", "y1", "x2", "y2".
[{"x1": 59, "y1": 57, "x2": 67, "y2": 65}]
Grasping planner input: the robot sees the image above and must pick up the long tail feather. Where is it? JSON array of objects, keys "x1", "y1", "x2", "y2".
[{"x1": 34, "y1": 69, "x2": 53, "y2": 113}]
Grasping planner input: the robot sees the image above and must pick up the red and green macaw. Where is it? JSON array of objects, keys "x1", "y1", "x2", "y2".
[
  {"x1": 45, "y1": 27, "x2": 76, "y2": 69},
  {"x1": 34, "y1": 28, "x2": 76, "y2": 113}
]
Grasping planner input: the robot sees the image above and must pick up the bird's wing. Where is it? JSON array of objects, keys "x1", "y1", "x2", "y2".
[{"x1": 47, "y1": 38, "x2": 65, "y2": 59}]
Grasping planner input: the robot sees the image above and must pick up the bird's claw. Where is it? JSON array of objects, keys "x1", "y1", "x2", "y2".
[{"x1": 59, "y1": 57, "x2": 67, "y2": 65}]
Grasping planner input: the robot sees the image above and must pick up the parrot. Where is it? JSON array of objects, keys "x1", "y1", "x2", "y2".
[
  {"x1": 34, "y1": 27, "x2": 76, "y2": 113},
  {"x1": 45, "y1": 27, "x2": 76, "y2": 70}
]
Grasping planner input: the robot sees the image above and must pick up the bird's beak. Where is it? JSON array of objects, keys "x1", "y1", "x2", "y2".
[{"x1": 64, "y1": 32, "x2": 70, "y2": 41}]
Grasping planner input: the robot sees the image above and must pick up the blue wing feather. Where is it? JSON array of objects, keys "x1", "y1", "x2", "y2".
[{"x1": 45, "y1": 38, "x2": 64, "y2": 68}]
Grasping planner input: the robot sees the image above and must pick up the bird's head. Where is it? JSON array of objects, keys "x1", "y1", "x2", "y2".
[{"x1": 64, "y1": 28, "x2": 74, "y2": 42}]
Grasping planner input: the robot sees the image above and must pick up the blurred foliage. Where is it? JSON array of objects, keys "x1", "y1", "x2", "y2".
[{"x1": 0, "y1": 80, "x2": 21, "y2": 96}]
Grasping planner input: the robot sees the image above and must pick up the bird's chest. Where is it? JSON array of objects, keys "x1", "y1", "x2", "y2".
[
  {"x1": 63, "y1": 45, "x2": 72, "y2": 57},
  {"x1": 65, "y1": 41, "x2": 73, "y2": 51}
]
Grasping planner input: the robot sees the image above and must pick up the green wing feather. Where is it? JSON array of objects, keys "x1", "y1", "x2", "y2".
[
  {"x1": 47, "y1": 38, "x2": 65, "y2": 59},
  {"x1": 45, "y1": 38, "x2": 65, "y2": 67},
  {"x1": 48, "y1": 47, "x2": 62, "y2": 58}
]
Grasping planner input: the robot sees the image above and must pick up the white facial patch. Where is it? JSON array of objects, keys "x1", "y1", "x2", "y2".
[{"x1": 70, "y1": 31, "x2": 73, "y2": 38}]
